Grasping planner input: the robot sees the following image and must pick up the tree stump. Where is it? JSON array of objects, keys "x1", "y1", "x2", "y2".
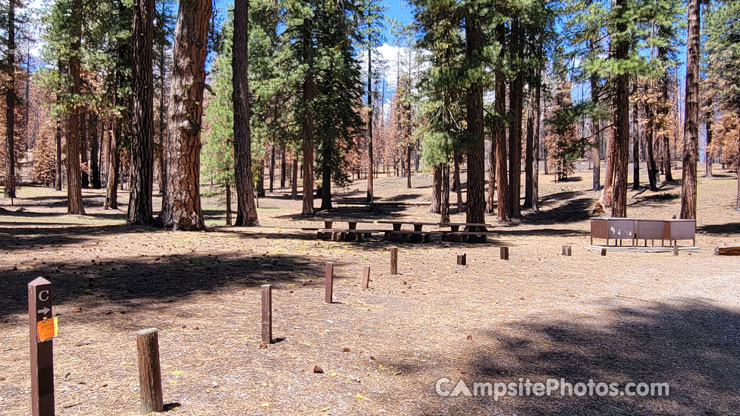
[{"x1": 562, "y1": 245, "x2": 572, "y2": 256}]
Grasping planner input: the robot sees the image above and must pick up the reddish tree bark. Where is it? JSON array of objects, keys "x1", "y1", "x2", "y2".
[
  {"x1": 681, "y1": 0, "x2": 700, "y2": 220},
  {"x1": 66, "y1": 0, "x2": 85, "y2": 215},
  {"x1": 159, "y1": 0, "x2": 211, "y2": 230}
]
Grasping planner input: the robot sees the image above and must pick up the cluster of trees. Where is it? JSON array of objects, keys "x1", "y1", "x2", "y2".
[{"x1": 1, "y1": 0, "x2": 739, "y2": 228}]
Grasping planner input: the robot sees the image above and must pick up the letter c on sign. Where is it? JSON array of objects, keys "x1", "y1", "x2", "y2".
[
  {"x1": 38, "y1": 290, "x2": 50, "y2": 302},
  {"x1": 436, "y1": 378, "x2": 451, "y2": 397}
]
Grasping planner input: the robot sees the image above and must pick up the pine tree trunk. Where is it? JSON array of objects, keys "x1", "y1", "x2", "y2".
[
  {"x1": 464, "y1": 13, "x2": 486, "y2": 227},
  {"x1": 487, "y1": 127, "x2": 497, "y2": 213},
  {"x1": 431, "y1": 164, "x2": 441, "y2": 213},
  {"x1": 257, "y1": 154, "x2": 266, "y2": 197},
  {"x1": 644, "y1": 86, "x2": 659, "y2": 191},
  {"x1": 611, "y1": 0, "x2": 630, "y2": 218},
  {"x1": 269, "y1": 144, "x2": 275, "y2": 193},
  {"x1": 453, "y1": 149, "x2": 462, "y2": 213},
  {"x1": 532, "y1": 74, "x2": 541, "y2": 212},
  {"x1": 90, "y1": 114, "x2": 101, "y2": 189},
  {"x1": 589, "y1": 38, "x2": 601, "y2": 192},
  {"x1": 66, "y1": 1, "x2": 85, "y2": 215},
  {"x1": 80, "y1": 109, "x2": 88, "y2": 188},
  {"x1": 320, "y1": 140, "x2": 331, "y2": 210},
  {"x1": 705, "y1": 106, "x2": 713, "y2": 177},
  {"x1": 736, "y1": 124, "x2": 740, "y2": 211},
  {"x1": 4, "y1": 0, "x2": 15, "y2": 199},
  {"x1": 280, "y1": 144, "x2": 286, "y2": 188},
  {"x1": 55, "y1": 122, "x2": 62, "y2": 190},
  {"x1": 301, "y1": 75, "x2": 315, "y2": 215},
  {"x1": 681, "y1": 0, "x2": 700, "y2": 220},
  {"x1": 406, "y1": 145, "x2": 412, "y2": 188},
  {"x1": 225, "y1": 178, "x2": 232, "y2": 225},
  {"x1": 632, "y1": 99, "x2": 640, "y2": 190},
  {"x1": 127, "y1": 0, "x2": 155, "y2": 226},
  {"x1": 441, "y1": 163, "x2": 450, "y2": 223},
  {"x1": 104, "y1": 120, "x2": 120, "y2": 209},
  {"x1": 159, "y1": 0, "x2": 210, "y2": 230},
  {"x1": 233, "y1": 0, "x2": 259, "y2": 226},
  {"x1": 604, "y1": 126, "x2": 615, "y2": 206},
  {"x1": 158, "y1": 11, "x2": 167, "y2": 197},
  {"x1": 508, "y1": 18, "x2": 523, "y2": 219},
  {"x1": 366, "y1": 46, "x2": 374, "y2": 202},
  {"x1": 524, "y1": 99, "x2": 534, "y2": 207},
  {"x1": 291, "y1": 154, "x2": 298, "y2": 199},
  {"x1": 495, "y1": 22, "x2": 510, "y2": 222}
]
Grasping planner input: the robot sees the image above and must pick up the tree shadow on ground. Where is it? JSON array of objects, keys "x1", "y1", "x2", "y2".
[
  {"x1": 0, "y1": 224, "x2": 148, "y2": 252},
  {"x1": 698, "y1": 222, "x2": 740, "y2": 235},
  {"x1": 409, "y1": 299, "x2": 740, "y2": 415},
  {"x1": 0, "y1": 252, "x2": 325, "y2": 322},
  {"x1": 628, "y1": 192, "x2": 679, "y2": 208},
  {"x1": 520, "y1": 192, "x2": 594, "y2": 226}
]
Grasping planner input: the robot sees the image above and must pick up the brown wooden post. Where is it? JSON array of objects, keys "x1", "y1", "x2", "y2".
[
  {"x1": 457, "y1": 253, "x2": 466, "y2": 265},
  {"x1": 500, "y1": 247, "x2": 509, "y2": 260},
  {"x1": 673, "y1": 245, "x2": 679, "y2": 256},
  {"x1": 136, "y1": 328, "x2": 163, "y2": 414},
  {"x1": 562, "y1": 245, "x2": 572, "y2": 256},
  {"x1": 601, "y1": 248, "x2": 607, "y2": 256},
  {"x1": 261, "y1": 285, "x2": 272, "y2": 344},
  {"x1": 325, "y1": 262, "x2": 334, "y2": 303},
  {"x1": 390, "y1": 247, "x2": 398, "y2": 275},
  {"x1": 28, "y1": 277, "x2": 55, "y2": 416},
  {"x1": 362, "y1": 266, "x2": 370, "y2": 289}
]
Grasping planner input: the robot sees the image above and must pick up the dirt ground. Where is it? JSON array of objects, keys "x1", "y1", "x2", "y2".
[{"x1": 1, "y1": 165, "x2": 739, "y2": 415}]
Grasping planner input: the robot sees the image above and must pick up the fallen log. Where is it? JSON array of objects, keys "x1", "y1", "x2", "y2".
[{"x1": 714, "y1": 244, "x2": 740, "y2": 256}]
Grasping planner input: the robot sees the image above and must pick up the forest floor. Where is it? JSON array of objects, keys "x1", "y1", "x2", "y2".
[{"x1": 1, "y1": 165, "x2": 739, "y2": 415}]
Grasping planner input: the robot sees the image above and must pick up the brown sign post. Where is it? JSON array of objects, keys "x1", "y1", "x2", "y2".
[
  {"x1": 261, "y1": 284, "x2": 272, "y2": 344},
  {"x1": 325, "y1": 262, "x2": 334, "y2": 303},
  {"x1": 28, "y1": 277, "x2": 55, "y2": 416}
]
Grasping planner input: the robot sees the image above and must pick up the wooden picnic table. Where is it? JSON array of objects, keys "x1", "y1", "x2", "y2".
[
  {"x1": 377, "y1": 220, "x2": 440, "y2": 232},
  {"x1": 307, "y1": 218, "x2": 375, "y2": 230},
  {"x1": 439, "y1": 222, "x2": 493, "y2": 232}
]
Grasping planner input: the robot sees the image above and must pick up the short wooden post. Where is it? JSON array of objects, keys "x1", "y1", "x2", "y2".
[
  {"x1": 325, "y1": 262, "x2": 334, "y2": 303},
  {"x1": 457, "y1": 253, "x2": 466, "y2": 265},
  {"x1": 673, "y1": 245, "x2": 679, "y2": 256},
  {"x1": 28, "y1": 277, "x2": 55, "y2": 416},
  {"x1": 562, "y1": 245, "x2": 572, "y2": 256},
  {"x1": 390, "y1": 247, "x2": 398, "y2": 275},
  {"x1": 601, "y1": 248, "x2": 607, "y2": 256},
  {"x1": 500, "y1": 247, "x2": 509, "y2": 260},
  {"x1": 136, "y1": 328, "x2": 163, "y2": 414},
  {"x1": 261, "y1": 285, "x2": 272, "y2": 344},
  {"x1": 362, "y1": 266, "x2": 370, "y2": 289}
]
